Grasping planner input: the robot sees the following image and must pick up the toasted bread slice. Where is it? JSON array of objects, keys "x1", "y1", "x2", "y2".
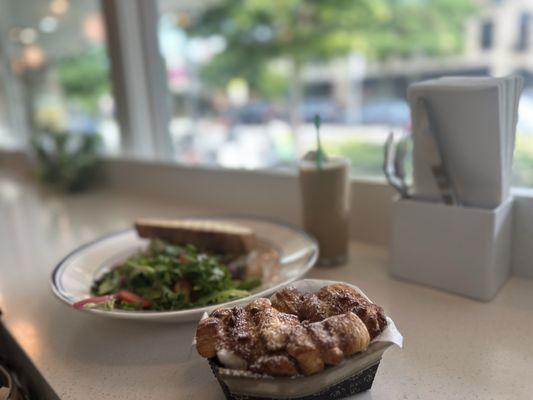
[{"x1": 134, "y1": 218, "x2": 256, "y2": 255}]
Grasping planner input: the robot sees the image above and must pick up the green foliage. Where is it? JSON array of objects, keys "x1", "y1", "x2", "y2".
[
  {"x1": 92, "y1": 239, "x2": 256, "y2": 311},
  {"x1": 513, "y1": 135, "x2": 533, "y2": 187},
  {"x1": 314, "y1": 114, "x2": 325, "y2": 169},
  {"x1": 56, "y1": 49, "x2": 110, "y2": 112},
  {"x1": 30, "y1": 128, "x2": 103, "y2": 192},
  {"x1": 322, "y1": 138, "x2": 383, "y2": 177},
  {"x1": 185, "y1": 0, "x2": 477, "y2": 92},
  {"x1": 325, "y1": 133, "x2": 533, "y2": 187},
  {"x1": 199, "y1": 49, "x2": 288, "y2": 98},
  {"x1": 354, "y1": 0, "x2": 478, "y2": 59},
  {"x1": 236, "y1": 277, "x2": 261, "y2": 291},
  {"x1": 256, "y1": 67, "x2": 289, "y2": 99}
]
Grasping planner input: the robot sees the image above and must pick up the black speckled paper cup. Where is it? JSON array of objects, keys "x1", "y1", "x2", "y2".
[
  {"x1": 205, "y1": 340, "x2": 392, "y2": 400},
  {"x1": 209, "y1": 358, "x2": 380, "y2": 400}
]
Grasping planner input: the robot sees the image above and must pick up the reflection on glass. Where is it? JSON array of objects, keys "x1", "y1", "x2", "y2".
[
  {"x1": 157, "y1": 0, "x2": 533, "y2": 186},
  {"x1": 0, "y1": 0, "x2": 119, "y2": 153}
]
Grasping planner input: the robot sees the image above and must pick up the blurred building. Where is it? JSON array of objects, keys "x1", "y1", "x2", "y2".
[{"x1": 303, "y1": 0, "x2": 533, "y2": 124}]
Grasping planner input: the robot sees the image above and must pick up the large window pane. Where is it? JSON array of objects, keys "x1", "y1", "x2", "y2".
[
  {"x1": 157, "y1": 0, "x2": 533, "y2": 185},
  {"x1": 0, "y1": 0, "x2": 119, "y2": 153}
]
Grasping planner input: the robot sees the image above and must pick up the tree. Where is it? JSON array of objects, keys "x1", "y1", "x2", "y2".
[
  {"x1": 57, "y1": 49, "x2": 111, "y2": 113},
  {"x1": 184, "y1": 0, "x2": 476, "y2": 130}
]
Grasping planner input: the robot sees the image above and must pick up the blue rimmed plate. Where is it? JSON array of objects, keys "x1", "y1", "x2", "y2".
[{"x1": 51, "y1": 216, "x2": 318, "y2": 322}]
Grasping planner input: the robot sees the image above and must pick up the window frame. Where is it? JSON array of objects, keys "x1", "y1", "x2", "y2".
[
  {"x1": 0, "y1": 4, "x2": 30, "y2": 149},
  {"x1": 101, "y1": 0, "x2": 172, "y2": 160}
]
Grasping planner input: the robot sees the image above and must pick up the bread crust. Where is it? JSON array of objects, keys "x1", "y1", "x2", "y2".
[{"x1": 135, "y1": 219, "x2": 257, "y2": 255}]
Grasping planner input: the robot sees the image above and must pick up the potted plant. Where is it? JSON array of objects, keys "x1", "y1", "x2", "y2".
[{"x1": 30, "y1": 128, "x2": 103, "y2": 193}]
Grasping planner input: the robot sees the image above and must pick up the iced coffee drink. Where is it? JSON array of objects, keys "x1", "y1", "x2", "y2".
[{"x1": 299, "y1": 157, "x2": 350, "y2": 266}]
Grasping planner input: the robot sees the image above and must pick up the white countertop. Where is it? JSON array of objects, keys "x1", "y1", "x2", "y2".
[{"x1": 1, "y1": 173, "x2": 533, "y2": 399}]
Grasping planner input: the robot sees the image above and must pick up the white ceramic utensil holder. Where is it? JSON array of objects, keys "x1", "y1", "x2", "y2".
[{"x1": 390, "y1": 197, "x2": 514, "y2": 301}]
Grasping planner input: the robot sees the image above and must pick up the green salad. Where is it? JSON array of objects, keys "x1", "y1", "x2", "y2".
[{"x1": 74, "y1": 239, "x2": 261, "y2": 312}]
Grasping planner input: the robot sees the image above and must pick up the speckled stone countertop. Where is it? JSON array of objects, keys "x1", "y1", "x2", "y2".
[{"x1": 1, "y1": 173, "x2": 533, "y2": 400}]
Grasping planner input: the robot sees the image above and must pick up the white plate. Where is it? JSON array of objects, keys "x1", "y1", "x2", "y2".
[{"x1": 51, "y1": 216, "x2": 318, "y2": 322}]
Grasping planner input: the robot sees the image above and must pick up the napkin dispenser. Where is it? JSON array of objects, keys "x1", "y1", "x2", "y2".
[{"x1": 390, "y1": 197, "x2": 513, "y2": 301}]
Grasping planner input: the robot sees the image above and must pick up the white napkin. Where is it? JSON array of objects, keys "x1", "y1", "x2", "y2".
[{"x1": 408, "y1": 75, "x2": 523, "y2": 209}]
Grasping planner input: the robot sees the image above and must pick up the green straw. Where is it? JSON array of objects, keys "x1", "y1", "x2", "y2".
[{"x1": 314, "y1": 114, "x2": 324, "y2": 170}]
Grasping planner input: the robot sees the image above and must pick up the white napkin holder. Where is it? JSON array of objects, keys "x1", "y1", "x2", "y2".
[{"x1": 390, "y1": 197, "x2": 513, "y2": 301}]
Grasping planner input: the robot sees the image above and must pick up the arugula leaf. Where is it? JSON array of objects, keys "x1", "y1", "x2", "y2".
[
  {"x1": 236, "y1": 277, "x2": 261, "y2": 291},
  {"x1": 90, "y1": 239, "x2": 259, "y2": 311},
  {"x1": 195, "y1": 289, "x2": 251, "y2": 307}
]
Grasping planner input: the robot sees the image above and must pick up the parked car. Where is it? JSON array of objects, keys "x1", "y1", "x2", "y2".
[
  {"x1": 299, "y1": 97, "x2": 343, "y2": 123},
  {"x1": 360, "y1": 99, "x2": 410, "y2": 127},
  {"x1": 234, "y1": 102, "x2": 277, "y2": 124}
]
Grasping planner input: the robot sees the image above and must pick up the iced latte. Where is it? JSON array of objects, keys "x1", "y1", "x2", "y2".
[{"x1": 299, "y1": 157, "x2": 350, "y2": 266}]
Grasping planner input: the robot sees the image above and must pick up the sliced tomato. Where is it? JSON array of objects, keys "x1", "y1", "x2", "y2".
[
  {"x1": 72, "y1": 294, "x2": 119, "y2": 310},
  {"x1": 118, "y1": 290, "x2": 152, "y2": 309}
]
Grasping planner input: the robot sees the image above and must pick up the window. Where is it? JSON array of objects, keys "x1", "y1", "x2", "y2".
[
  {"x1": 516, "y1": 12, "x2": 530, "y2": 51},
  {"x1": 480, "y1": 21, "x2": 494, "y2": 50},
  {"x1": 157, "y1": 1, "x2": 416, "y2": 173},
  {"x1": 153, "y1": 1, "x2": 533, "y2": 185},
  {"x1": 0, "y1": 0, "x2": 119, "y2": 153},
  {"x1": 2, "y1": 1, "x2": 533, "y2": 188}
]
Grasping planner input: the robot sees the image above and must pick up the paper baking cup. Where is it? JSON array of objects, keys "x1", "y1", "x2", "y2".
[{"x1": 200, "y1": 279, "x2": 403, "y2": 400}]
